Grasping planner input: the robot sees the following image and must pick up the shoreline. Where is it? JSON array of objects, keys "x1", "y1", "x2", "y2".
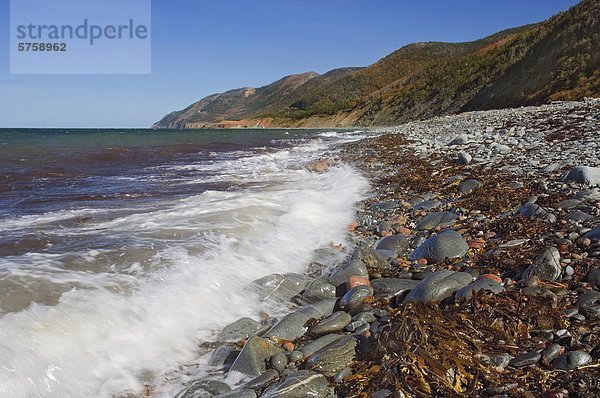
[{"x1": 169, "y1": 99, "x2": 599, "y2": 398}]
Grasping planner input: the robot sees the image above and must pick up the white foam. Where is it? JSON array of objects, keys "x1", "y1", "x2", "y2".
[{"x1": 0, "y1": 163, "x2": 369, "y2": 397}]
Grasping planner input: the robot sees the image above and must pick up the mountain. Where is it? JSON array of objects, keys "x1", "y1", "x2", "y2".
[{"x1": 154, "y1": 0, "x2": 599, "y2": 129}]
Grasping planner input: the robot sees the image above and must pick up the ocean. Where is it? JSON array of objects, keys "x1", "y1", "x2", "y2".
[{"x1": 0, "y1": 128, "x2": 371, "y2": 397}]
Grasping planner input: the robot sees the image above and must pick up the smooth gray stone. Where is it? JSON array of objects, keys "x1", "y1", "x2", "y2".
[
  {"x1": 352, "y1": 311, "x2": 376, "y2": 324},
  {"x1": 208, "y1": 343, "x2": 239, "y2": 369},
  {"x1": 261, "y1": 370, "x2": 329, "y2": 398},
  {"x1": 557, "y1": 199, "x2": 581, "y2": 210},
  {"x1": 374, "y1": 249, "x2": 396, "y2": 262},
  {"x1": 489, "y1": 353, "x2": 513, "y2": 369},
  {"x1": 459, "y1": 179, "x2": 482, "y2": 195},
  {"x1": 217, "y1": 389, "x2": 257, "y2": 398},
  {"x1": 306, "y1": 336, "x2": 357, "y2": 377},
  {"x1": 327, "y1": 259, "x2": 369, "y2": 287},
  {"x1": 585, "y1": 268, "x2": 600, "y2": 288},
  {"x1": 302, "y1": 279, "x2": 336, "y2": 303},
  {"x1": 413, "y1": 200, "x2": 442, "y2": 211},
  {"x1": 249, "y1": 273, "x2": 311, "y2": 302},
  {"x1": 265, "y1": 300, "x2": 337, "y2": 341},
  {"x1": 522, "y1": 247, "x2": 562, "y2": 281},
  {"x1": 177, "y1": 379, "x2": 231, "y2": 398},
  {"x1": 244, "y1": 369, "x2": 280, "y2": 389},
  {"x1": 403, "y1": 270, "x2": 473, "y2": 303},
  {"x1": 564, "y1": 210, "x2": 593, "y2": 222},
  {"x1": 584, "y1": 225, "x2": 600, "y2": 241},
  {"x1": 448, "y1": 134, "x2": 470, "y2": 145},
  {"x1": 576, "y1": 290, "x2": 600, "y2": 320},
  {"x1": 333, "y1": 367, "x2": 353, "y2": 383},
  {"x1": 515, "y1": 202, "x2": 557, "y2": 223},
  {"x1": 270, "y1": 352, "x2": 288, "y2": 373},
  {"x1": 552, "y1": 350, "x2": 592, "y2": 370},
  {"x1": 574, "y1": 188, "x2": 600, "y2": 201},
  {"x1": 339, "y1": 285, "x2": 374, "y2": 312},
  {"x1": 455, "y1": 151, "x2": 472, "y2": 164},
  {"x1": 288, "y1": 351, "x2": 303, "y2": 362},
  {"x1": 264, "y1": 312, "x2": 310, "y2": 342},
  {"x1": 509, "y1": 351, "x2": 541, "y2": 367},
  {"x1": 563, "y1": 166, "x2": 600, "y2": 186},
  {"x1": 542, "y1": 343, "x2": 563, "y2": 363},
  {"x1": 298, "y1": 299, "x2": 337, "y2": 319},
  {"x1": 374, "y1": 234, "x2": 409, "y2": 255},
  {"x1": 416, "y1": 212, "x2": 458, "y2": 230},
  {"x1": 309, "y1": 312, "x2": 351, "y2": 336},
  {"x1": 371, "y1": 278, "x2": 419, "y2": 300},
  {"x1": 229, "y1": 336, "x2": 282, "y2": 377},
  {"x1": 409, "y1": 229, "x2": 469, "y2": 263},
  {"x1": 455, "y1": 278, "x2": 504, "y2": 299},
  {"x1": 218, "y1": 317, "x2": 263, "y2": 342},
  {"x1": 299, "y1": 334, "x2": 344, "y2": 357}
]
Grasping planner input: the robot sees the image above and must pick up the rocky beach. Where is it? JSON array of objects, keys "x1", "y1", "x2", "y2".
[{"x1": 160, "y1": 99, "x2": 600, "y2": 398}]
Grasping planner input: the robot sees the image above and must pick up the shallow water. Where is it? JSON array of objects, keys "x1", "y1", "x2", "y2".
[{"x1": 0, "y1": 128, "x2": 371, "y2": 397}]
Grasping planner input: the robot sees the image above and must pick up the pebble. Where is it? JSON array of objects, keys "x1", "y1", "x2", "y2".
[
  {"x1": 408, "y1": 229, "x2": 469, "y2": 263},
  {"x1": 309, "y1": 311, "x2": 352, "y2": 336},
  {"x1": 403, "y1": 270, "x2": 473, "y2": 303},
  {"x1": 551, "y1": 350, "x2": 592, "y2": 370},
  {"x1": 509, "y1": 351, "x2": 541, "y2": 367},
  {"x1": 339, "y1": 285, "x2": 374, "y2": 313}
]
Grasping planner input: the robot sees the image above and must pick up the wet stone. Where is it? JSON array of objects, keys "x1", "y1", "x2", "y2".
[
  {"x1": 243, "y1": 369, "x2": 279, "y2": 389},
  {"x1": 339, "y1": 285, "x2": 374, "y2": 312},
  {"x1": 300, "y1": 334, "x2": 344, "y2": 358},
  {"x1": 327, "y1": 258, "x2": 369, "y2": 287},
  {"x1": 309, "y1": 311, "x2": 352, "y2": 336},
  {"x1": 261, "y1": 370, "x2": 329, "y2": 398},
  {"x1": 218, "y1": 317, "x2": 264, "y2": 342},
  {"x1": 230, "y1": 336, "x2": 283, "y2": 377},
  {"x1": 249, "y1": 273, "x2": 311, "y2": 302},
  {"x1": 216, "y1": 389, "x2": 257, "y2": 398},
  {"x1": 208, "y1": 343, "x2": 239, "y2": 369},
  {"x1": 270, "y1": 352, "x2": 288, "y2": 373},
  {"x1": 302, "y1": 279, "x2": 336, "y2": 303},
  {"x1": 306, "y1": 335, "x2": 357, "y2": 377},
  {"x1": 371, "y1": 278, "x2": 420, "y2": 300},
  {"x1": 177, "y1": 380, "x2": 231, "y2": 398}
]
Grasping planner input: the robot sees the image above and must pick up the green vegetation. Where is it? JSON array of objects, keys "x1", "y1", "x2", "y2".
[{"x1": 154, "y1": 0, "x2": 599, "y2": 128}]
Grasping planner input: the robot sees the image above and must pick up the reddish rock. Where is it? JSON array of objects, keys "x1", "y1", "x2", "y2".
[
  {"x1": 347, "y1": 275, "x2": 370, "y2": 290},
  {"x1": 478, "y1": 274, "x2": 503, "y2": 284},
  {"x1": 397, "y1": 227, "x2": 411, "y2": 236}
]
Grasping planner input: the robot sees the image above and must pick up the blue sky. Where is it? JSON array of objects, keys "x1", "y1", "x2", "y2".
[{"x1": 0, "y1": 0, "x2": 581, "y2": 128}]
